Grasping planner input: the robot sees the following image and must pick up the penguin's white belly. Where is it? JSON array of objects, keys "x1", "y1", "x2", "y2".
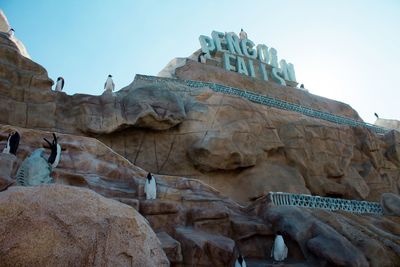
[
  {"x1": 234, "y1": 259, "x2": 247, "y2": 267},
  {"x1": 105, "y1": 80, "x2": 114, "y2": 91},
  {"x1": 273, "y1": 237, "x2": 288, "y2": 261},
  {"x1": 145, "y1": 178, "x2": 157, "y2": 199}
]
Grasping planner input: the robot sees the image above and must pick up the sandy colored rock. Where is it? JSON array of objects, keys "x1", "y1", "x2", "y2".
[
  {"x1": 174, "y1": 226, "x2": 236, "y2": 267},
  {"x1": 375, "y1": 118, "x2": 400, "y2": 132},
  {"x1": 381, "y1": 192, "x2": 400, "y2": 216},
  {"x1": 0, "y1": 185, "x2": 169, "y2": 267},
  {"x1": 250, "y1": 196, "x2": 400, "y2": 266},
  {"x1": 157, "y1": 231, "x2": 183, "y2": 264},
  {"x1": 0, "y1": 153, "x2": 16, "y2": 190}
]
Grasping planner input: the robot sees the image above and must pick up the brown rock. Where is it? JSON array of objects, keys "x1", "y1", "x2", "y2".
[
  {"x1": 157, "y1": 231, "x2": 183, "y2": 264},
  {"x1": 173, "y1": 59, "x2": 362, "y2": 119},
  {"x1": 0, "y1": 185, "x2": 169, "y2": 267},
  {"x1": 251, "y1": 196, "x2": 400, "y2": 266},
  {"x1": 381, "y1": 192, "x2": 400, "y2": 216},
  {"x1": 113, "y1": 197, "x2": 139, "y2": 210},
  {"x1": 174, "y1": 226, "x2": 235, "y2": 266},
  {"x1": 0, "y1": 153, "x2": 16, "y2": 190},
  {"x1": 139, "y1": 199, "x2": 181, "y2": 215}
]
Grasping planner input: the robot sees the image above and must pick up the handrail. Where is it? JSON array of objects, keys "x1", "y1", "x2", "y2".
[
  {"x1": 268, "y1": 192, "x2": 383, "y2": 215},
  {"x1": 134, "y1": 75, "x2": 391, "y2": 135}
]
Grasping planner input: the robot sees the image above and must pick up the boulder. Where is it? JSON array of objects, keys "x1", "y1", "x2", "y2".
[{"x1": 0, "y1": 185, "x2": 169, "y2": 267}]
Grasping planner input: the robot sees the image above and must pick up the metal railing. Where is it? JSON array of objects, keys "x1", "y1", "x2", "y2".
[
  {"x1": 268, "y1": 192, "x2": 383, "y2": 215},
  {"x1": 134, "y1": 75, "x2": 391, "y2": 135}
]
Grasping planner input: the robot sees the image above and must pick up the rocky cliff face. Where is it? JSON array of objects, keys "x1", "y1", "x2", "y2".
[{"x1": 0, "y1": 28, "x2": 399, "y2": 266}]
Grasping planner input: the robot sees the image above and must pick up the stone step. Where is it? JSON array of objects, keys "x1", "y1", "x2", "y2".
[
  {"x1": 112, "y1": 197, "x2": 139, "y2": 210},
  {"x1": 156, "y1": 231, "x2": 183, "y2": 265},
  {"x1": 174, "y1": 226, "x2": 235, "y2": 266}
]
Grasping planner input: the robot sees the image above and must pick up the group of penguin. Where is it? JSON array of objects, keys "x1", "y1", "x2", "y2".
[
  {"x1": 2, "y1": 132, "x2": 287, "y2": 264},
  {"x1": 234, "y1": 233, "x2": 288, "y2": 266},
  {"x1": 146, "y1": 171, "x2": 289, "y2": 267},
  {"x1": 54, "y1": 74, "x2": 115, "y2": 93}
]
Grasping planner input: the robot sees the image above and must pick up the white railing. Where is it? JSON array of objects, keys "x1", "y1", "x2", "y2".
[
  {"x1": 268, "y1": 192, "x2": 383, "y2": 215},
  {"x1": 134, "y1": 74, "x2": 391, "y2": 135}
]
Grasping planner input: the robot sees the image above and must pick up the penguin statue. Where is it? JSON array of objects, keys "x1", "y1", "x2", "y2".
[
  {"x1": 16, "y1": 133, "x2": 61, "y2": 186},
  {"x1": 271, "y1": 233, "x2": 288, "y2": 262},
  {"x1": 234, "y1": 254, "x2": 247, "y2": 267},
  {"x1": 144, "y1": 172, "x2": 157, "y2": 200},
  {"x1": 2, "y1": 131, "x2": 20, "y2": 155}
]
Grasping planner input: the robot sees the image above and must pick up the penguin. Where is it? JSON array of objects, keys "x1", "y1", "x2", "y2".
[
  {"x1": 198, "y1": 52, "x2": 207, "y2": 63},
  {"x1": 55, "y1": 77, "x2": 65, "y2": 92},
  {"x1": 374, "y1": 113, "x2": 379, "y2": 119},
  {"x1": 234, "y1": 254, "x2": 247, "y2": 267},
  {"x1": 43, "y1": 133, "x2": 61, "y2": 168},
  {"x1": 8, "y1": 28, "x2": 14, "y2": 37},
  {"x1": 300, "y1": 84, "x2": 305, "y2": 88},
  {"x1": 16, "y1": 148, "x2": 53, "y2": 186},
  {"x1": 271, "y1": 232, "x2": 288, "y2": 262},
  {"x1": 144, "y1": 172, "x2": 157, "y2": 200},
  {"x1": 239, "y1": 28, "x2": 247, "y2": 40},
  {"x1": 104, "y1": 74, "x2": 115, "y2": 92},
  {"x1": 16, "y1": 133, "x2": 61, "y2": 186},
  {"x1": 2, "y1": 131, "x2": 20, "y2": 155}
]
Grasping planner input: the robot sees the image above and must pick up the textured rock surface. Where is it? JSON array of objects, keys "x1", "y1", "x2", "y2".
[
  {"x1": 375, "y1": 118, "x2": 400, "y2": 132},
  {"x1": 0, "y1": 153, "x2": 16, "y2": 190},
  {"x1": 381, "y1": 192, "x2": 400, "y2": 216},
  {"x1": 173, "y1": 58, "x2": 362, "y2": 120},
  {"x1": 1, "y1": 29, "x2": 399, "y2": 203},
  {"x1": 0, "y1": 10, "x2": 30, "y2": 58},
  {"x1": 249, "y1": 196, "x2": 400, "y2": 267},
  {"x1": 0, "y1": 185, "x2": 169, "y2": 267}
]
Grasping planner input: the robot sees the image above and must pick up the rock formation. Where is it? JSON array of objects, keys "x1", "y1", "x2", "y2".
[
  {"x1": 0, "y1": 185, "x2": 169, "y2": 266},
  {"x1": 0, "y1": 20, "x2": 399, "y2": 266},
  {"x1": 0, "y1": 9, "x2": 30, "y2": 58}
]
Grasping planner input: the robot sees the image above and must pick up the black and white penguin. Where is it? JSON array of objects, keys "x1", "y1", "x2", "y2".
[
  {"x1": 144, "y1": 172, "x2": 157, "y2": 200},
  {"x1": 198, "y1": 52, "x2": 207, "y2": 63},
  {"x1": 374, "y1": 113, "x2": 379, "y2": 119},
  {"x1": 271, "y1": 232, "x2": 288, "y2": 262},
  {"x1": 8, "y1": 28, "x2": 14, "y2": 37},
  {"x1": 234, "y1": 254, "x2": 247, "y2": 267},
  {"x1": 16, "y1": 133, "x2": 60, "y2": 186},
  {"x1": 2, "y1": 131, "x2": 20, "y2": 155},
  {"x1": 104, "y1": 74, "x2": 115, "y2": 92},
  {"x1": 55, "y1": 77, "x2": 65, "y2": 92},
  {"x1": 239, "y1": 28, "x2": 247, "y2": 40},
  {"x1": 43, "y1": 133, "x2": 61, "y2": 168}
]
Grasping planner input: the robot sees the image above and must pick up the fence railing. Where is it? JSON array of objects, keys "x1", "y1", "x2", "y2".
[
  {"x1": 268, "y1": 192, "x2": 383, "y2": 215},
  {"x1": 134, "y1": 75, "x2": 391, "y2": 135}
]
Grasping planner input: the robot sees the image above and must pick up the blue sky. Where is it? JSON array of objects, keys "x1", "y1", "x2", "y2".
[{"x1": 2, "y1": 0, "x2": 400, "y2": 123}]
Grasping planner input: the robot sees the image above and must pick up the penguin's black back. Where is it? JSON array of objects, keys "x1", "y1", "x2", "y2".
[
  {"x1": 238, "y1": 255, "x2": 243, "y2": 264},
  {"x1": 147, "y1": 172, "x2": 152, "y2": 182},
  {"x1": 9, "y1": 132, "x2": 20, "y2": 155}
]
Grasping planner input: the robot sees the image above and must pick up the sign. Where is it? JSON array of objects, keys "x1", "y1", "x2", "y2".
[{"x1": 199, "y1": 31, "x2": 296, "y2": 86}]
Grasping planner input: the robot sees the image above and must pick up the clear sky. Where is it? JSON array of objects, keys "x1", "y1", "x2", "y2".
[{"x1": 2, "y1": 0, "x2": 400, "y2": 123}]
